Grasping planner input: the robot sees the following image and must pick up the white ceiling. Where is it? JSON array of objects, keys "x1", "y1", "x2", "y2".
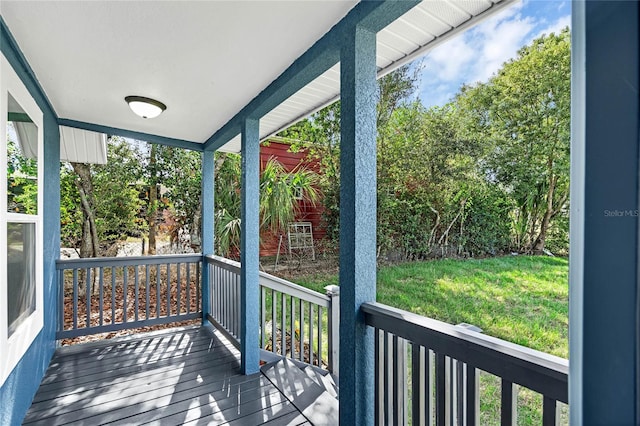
[
  {"x1": 1, "y1": 0, "x2": 514, "y2": 154},
  {"x1": 0, "y1": 0, "x2": 357, "y2": 145}
]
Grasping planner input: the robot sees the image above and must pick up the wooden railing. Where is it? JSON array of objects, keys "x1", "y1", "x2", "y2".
[
  {"x1": 362, "y1": 302, "x2": 568, "y2": 426},
  {"x1": 56, "y1": 254, "x2": 202, "y2": 340},
  {"x1": 205, "y1": 255, "x2": 339, "y2": 374}
]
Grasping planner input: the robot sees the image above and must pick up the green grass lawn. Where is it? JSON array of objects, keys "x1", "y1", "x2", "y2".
[
  {"x1": 296, "y1": 255, "x2": 569, "y2": 358},
  {"x1": 294, "y1": 255, "x2": 569, "y2": 425}
]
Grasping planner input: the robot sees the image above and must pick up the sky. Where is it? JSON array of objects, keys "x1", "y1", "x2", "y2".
[{"x1": 416, "y1": 0, "x2": 571, "y2": 108}]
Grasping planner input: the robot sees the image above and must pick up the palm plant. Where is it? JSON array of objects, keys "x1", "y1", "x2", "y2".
[{"x1": 214, "y1": 153, "x2": 320, "y2": 258}]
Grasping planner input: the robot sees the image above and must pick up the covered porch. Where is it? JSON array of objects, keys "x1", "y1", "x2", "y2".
[{"x1": 1, "y1": 0, "x2": 639, "y2": 425}]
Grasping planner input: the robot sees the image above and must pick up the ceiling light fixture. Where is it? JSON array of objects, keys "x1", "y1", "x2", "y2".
[{"x1": 125, "y1": 96, "x2": 167, "y2": 119}]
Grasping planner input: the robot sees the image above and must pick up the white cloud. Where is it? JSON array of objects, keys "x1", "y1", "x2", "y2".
[
  {"x1": 534, "y1": 14, "x2": 571, "y2": 40},
  {"x1": 417, "y1": 0, "x2": 571, "y2": 107},
  {"x1": 425, "y1": 36, "x2": 476, "y2": 82}
]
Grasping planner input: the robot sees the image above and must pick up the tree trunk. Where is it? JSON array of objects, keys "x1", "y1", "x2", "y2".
[
  {"x1": 148, "y1": 144, "x2": 157, "y2": 255},
  {"x1": 71, "y1": 162, "x2": 99, "y2": 258},
  {"x1": 532, "y1": 174, "x2": 557, "y2": 254},
  {"x1": 190, "y1": 195, "x2": 202, "y2": 251},
  {"x1": 71, "y1": 162, "x2": 99, "y2": 295}
]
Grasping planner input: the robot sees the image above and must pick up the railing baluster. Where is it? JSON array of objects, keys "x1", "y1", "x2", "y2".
[
  {"x1": 271, "y1": 289, "x2": 277, "y2": 353},
  {"x1": 134, "y1": 265, "x2": 139, "y2": 322},
  {"x1": 290, "y1": 295, "x2": 296, "y2": 358},
  {"x1": 166, "y1": 263, "x2": 171, "y2": 317},
  {"x1": 451, "y1": 359, "x2": 464, "y2": 425},
  {"x1": 111, "y1": 266, "x2": 116, "y2": 324},
  {"x1": 236, "y1": 272, "x2": 241, "y2": 337},
  {"x1": 375, "y1": 328, "x2": 383, "y2": 426},
  {"x1": 123, "y1": 266, "x2": 128, "y2": 323},
  {"x1": 281, "y1": 292, "x2": 286, "y2": 356},
  {"x1": 73, "y1": 269, "x2": 78, "y2": 331},
  {"x1": 542, "y1": 396, "x2": 558, "y2": 426},
  {"x1": 412, "y1": 344, "x2": 425, "y2": 426},
  {"x1": 309, "y1": 303, "x2": 314, "y2": 364},
  {"x1": 145, "y1": 264, "x2": 150, "y2": 319},
  {"x1": 85, "y1": 268, "x2": 91, "y2": 329},
  {"x1": 466, "y1": 365, "x2": 479, "y2": 426},
  {"x1": 59, "y1": 269, "x2": 64, "y2": 333},
  {"x1": 299, "y1": 298, "x2": 304, "y2": 362},
  {"x1": 392, "y1": 334, "x2": 401, "y2": 425},
  {"x1": 436, "y1": 353, "x2": 449, "y2": 426},
  {"x1": 261, "y1": 286, "x2": 266, "y2": 349},
  {"x1": 384, "y1": 331, "x2": 392, "y2": 425},
  {"x1": 196, "y1": 261, "x2": 200, "y2": 311},
  {"x1": 177, "y1": 263, "x2": 181, "y2": 315},
  {"x1": 214, "y1": 265, "x2": 220, "y2": 320},
  {"x1": 186, "y1": 262, "x2": 191, "y2": 314},
  {"x1": 317, "y1": 306, "x2": 322, "y2": 368},
  {"x1": 156, "y1": 264, "x2": 161, "y2": 318},
  {"x1": 98, "y1": 268, "x2": 104, "y2": 326},
  {"x1": 228, "y1": 268, "x2": 232, "y2": 331},
  {"x1": 500, "y1": 379, "x2": 517, "y2": 426},
  {"x1": 228, "y1": 270, "x2": 232, "y2": 337},
  {"x1": 231, "y1": 274, "x2": 240, "y2": 336}
]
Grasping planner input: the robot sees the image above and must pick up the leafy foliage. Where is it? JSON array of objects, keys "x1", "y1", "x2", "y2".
[
  {"x1": 280, "y1": 30, "x2": 570, "y2": 258},
  {"x1": 60, "y1": 137, "x2": 145, "y2": 252},
  {"x1": 7, "y1": 138, "x2": 38, "y2": 214},
  {"x1": 458, "y1": 29, "x2": 571, "y2": 253}
]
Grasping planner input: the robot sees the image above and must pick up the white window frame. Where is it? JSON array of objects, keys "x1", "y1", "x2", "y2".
[{"x1": 0, "y1": 53, "x2": 44, "y2": 386}]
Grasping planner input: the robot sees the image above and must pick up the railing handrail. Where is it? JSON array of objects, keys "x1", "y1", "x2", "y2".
[
  {"x1": 362, "y1": 301, "x2": 568, "y2": 403},
  {"x1": 205, "y1": 254, "x2": 241, "y2": 273},
  {"x1": 205, "y1": 254, "x2": 330, "y2": 307},
  {"x1": 57, "y1": 253, "x2": 203, "y2": 269}
]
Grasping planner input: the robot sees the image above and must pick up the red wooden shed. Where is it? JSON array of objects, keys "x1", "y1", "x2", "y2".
[{"x1": 259, "y1": 137, "x2": 325, "y2": 257}]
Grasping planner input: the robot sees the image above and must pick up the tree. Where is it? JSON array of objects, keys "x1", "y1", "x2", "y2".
[
  {"x1": 61, "y1": 136, "x2": 145, "y2": 256},
  {"x1": 457, "y1": 29, "x2": 571, "y2": 253},
  {"x1": 282, "y1": 65, "x2": 421, "y2": 244}
]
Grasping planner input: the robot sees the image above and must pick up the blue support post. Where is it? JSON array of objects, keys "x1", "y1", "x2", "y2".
[
  {"x1": 570, "y1": 1, "x2": 639, "y2": 424},
  {"x1": 201, "y1": 150, "x2": 214, "y2": 320},
  {"x1": 240, "y1": 118, "x2": 260, "y2": 374},
  {"x1": 339, "y1": 24, "x2": 377, "y2": 425}
]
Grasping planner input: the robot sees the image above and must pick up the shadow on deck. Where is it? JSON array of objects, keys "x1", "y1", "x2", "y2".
[{"x1": 22, "y1": 326, "x2": 314, "y2": 425}]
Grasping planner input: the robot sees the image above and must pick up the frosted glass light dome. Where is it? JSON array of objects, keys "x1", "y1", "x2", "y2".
[{"x1": 125, "y1": 96, "x2": 166, "y2": 119}]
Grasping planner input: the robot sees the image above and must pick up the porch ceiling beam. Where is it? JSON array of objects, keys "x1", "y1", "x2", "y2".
[
  {"x1": 203, "y1": 0, "x2": 419, "y2": 152},
  {"x1": 58, "y1": 118, "x2": 203, "y2": 151}
]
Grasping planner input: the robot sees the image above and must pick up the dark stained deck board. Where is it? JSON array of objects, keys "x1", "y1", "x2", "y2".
[
  {"x1": 23, "y1": 326, "x2": 312, "y2": 425},
  {"x1": 43, "y1": 332, "x2": 226, "y2": 376}
]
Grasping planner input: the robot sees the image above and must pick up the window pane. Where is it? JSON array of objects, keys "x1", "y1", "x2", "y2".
[
  {"x1": 7, "y1": 93, "x2": 38, "y2": 214},
  {"x1": 7, "y1": 222, "x2": 36, "y2": 337}
]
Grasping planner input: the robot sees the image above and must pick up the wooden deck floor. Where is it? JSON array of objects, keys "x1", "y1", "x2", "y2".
[{"x1": 22, "y1": 326, "x2": 311, "y2": 425}]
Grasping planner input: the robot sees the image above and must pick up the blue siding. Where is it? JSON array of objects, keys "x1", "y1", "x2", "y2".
[{"x1": 0, "y1": 18, "x2": 60, "y2": 426}]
